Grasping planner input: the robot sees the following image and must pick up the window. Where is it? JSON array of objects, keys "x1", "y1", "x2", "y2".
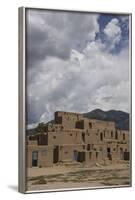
[
  {"x1": 100, "y1": 132, "x2": 103, "y2": 141},
  {"x1": 70, "y1": 133, "x2": 72, "y2": 136},
  {"x1": 111, "y1": 131, "x2": 113, "y2": 138},
  {"x1": 96, "y1": 152, "x2": 98, "y2": 159},
  {"x1": 87, "y1": 144, "x2": 91, "y2": 151},
  {"x1": 32, "y1": 151, "x2": 38, "y2": 160},
  {"x1": 82, "y1": 133, "x2": 85, "y2": 142},
  {"x1": 115, "y1": 130, "x2": 118, "y2": 139},
  {"x1": 123, "y1": 133, "x2": 125, "y2": 140},
  {"x1": 83, "y1": 145, "x2": 85, "y2": 150},
  {"x1": 89, "y1": 122, "x2": 92, "y2": 129},
  {"x1": 53, "y1": 136, "x2": 56, "y2": 139}
]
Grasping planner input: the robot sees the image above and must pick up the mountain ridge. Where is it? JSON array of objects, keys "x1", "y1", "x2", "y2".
[{"x1": 83, "y1": 109, "x2": 129, "y2": 130}]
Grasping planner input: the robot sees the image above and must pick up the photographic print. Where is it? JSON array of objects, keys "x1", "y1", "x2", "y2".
[{"x1": 19, "y1": 7, "x2": 131, "y2": 193}]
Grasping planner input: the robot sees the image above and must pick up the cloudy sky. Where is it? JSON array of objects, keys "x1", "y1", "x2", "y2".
[{"x1": 26, "y1": 9, "x2": 131, "y2": 127}]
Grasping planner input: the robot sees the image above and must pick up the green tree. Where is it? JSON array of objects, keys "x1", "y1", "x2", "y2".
[{"x1": 35, "y1": 122, "x2": 45, "y2": 133}]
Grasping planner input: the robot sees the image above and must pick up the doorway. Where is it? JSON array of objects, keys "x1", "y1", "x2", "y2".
[
  {"x1": 107, "y1": 147, "x2": 110, "y2": 153},
  {"x1": 107, "y1": 147, "x2": 112, "y2": 160},
  {"x1": 82, "y1": 133, "x2": 85, "y2": 142},
  {"x1": 77, "y1": 152, "x2": 85, "y2": 162},
  {"x1": 53, "y1": 146, "x2": 59, "y2": 163},
  {"x1": 100, "y1": 133, "x2": 103, "y2": 141},
  {"x1": 124, "y1": 152, "x2": 129, "y2": 160}
]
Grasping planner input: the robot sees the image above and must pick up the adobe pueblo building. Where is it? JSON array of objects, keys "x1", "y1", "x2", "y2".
[{"x1": 27, "y1": 111, "x2": 130, "y2": 168}]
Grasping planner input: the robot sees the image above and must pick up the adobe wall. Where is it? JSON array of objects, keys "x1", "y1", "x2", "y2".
[
  {"x1": 55, "y1": 111, "x2": 83, "y2": 129},
  {"x1": 27, "y1": 111, "x2": 129, "y2": 168},
  {"x1": 117, "y1": 130, "x2": 129, "y2": 142},
  {"x1": 85, "y1": 150, "x2": 103, "y2": 164},
  {"x1": 47, "y1": 124, "x2": 64, "y2": 132},
  {"x1": 27, "y1": 145, "x2": 53, "y2": 167},
  {"x1": 48, "y1": 130, "x2": 86, "y2": 145},
  {"x1": 77, "y1": 118, "x2": 115, "y2": 130},
  {"x1": 59, "y1": 144, "x2": 83, "y2": 162}
]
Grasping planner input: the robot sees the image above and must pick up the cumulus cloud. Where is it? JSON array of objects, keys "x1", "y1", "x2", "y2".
[
  {"x1": 27, "y1": 41, "x2": 129, "y2": 123},
  {"x1": 104, "y1": 18, "x2": 121, "y2": 50},
  {"x1": 26, "y1": 9, "x2": 99, "y2": 68},
  {"x1": 26, "y1": 10, "x2": 130, "y2": 125}
]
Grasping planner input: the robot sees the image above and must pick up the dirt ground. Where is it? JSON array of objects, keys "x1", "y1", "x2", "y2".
[{"x1": 26, "y1": 162, "x2": 131, "y2": 191}]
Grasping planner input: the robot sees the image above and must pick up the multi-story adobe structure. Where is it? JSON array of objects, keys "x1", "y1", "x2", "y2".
[{"x1": 27, "y1": 111, "x2": 130, "y2": 168}]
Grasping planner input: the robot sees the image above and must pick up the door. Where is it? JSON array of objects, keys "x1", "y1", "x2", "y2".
[
  {"x1": 77, "y1": 152, "x2": 85, "y2": 162},
  {"x1": 32, "y1": 151, "x2": 38, "y2": 167},
  {"x1": 124, "y1": 152, "x2": 129, "y2": 160},
  {"x1": 53, "y1": 146, "x2": 59, "y2": 163},
  {"x1": 107, "y1": 147, "x2": 112, "y2": 160}
]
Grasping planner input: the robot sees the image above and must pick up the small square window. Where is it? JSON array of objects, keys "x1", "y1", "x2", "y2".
[
  {"x1": 111, "y1": 131, "x2": 113, "y2": 138},
  {"x1": 53, "y1": 136, "x2": 56, "y2": 139}
]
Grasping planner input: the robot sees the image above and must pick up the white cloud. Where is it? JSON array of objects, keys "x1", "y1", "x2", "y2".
[
  {"x1": 92, "y1": 81, "x2": 130, "y2": 112},
  {"x1": 104, "y1": 18, "x2": 121, "y2": 50},
  {"x1": 27, "y1": 40, "x2": 129, "y2": 123},
  {"x1": 27, "y1": 10, "x2": 99, "y2": 65},
  {"x1": 27, "y1": 123, "x2": 39, "y2": 130}
]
